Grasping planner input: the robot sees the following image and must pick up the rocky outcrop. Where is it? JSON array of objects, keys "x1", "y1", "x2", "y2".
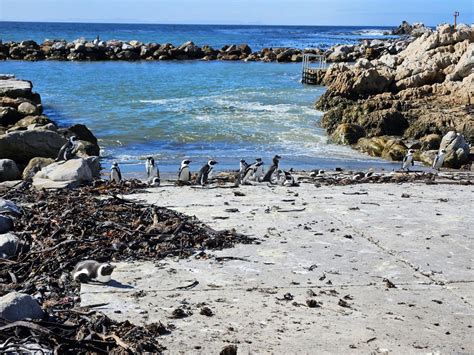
[
  {"x1": 0, "y1": 77, "x2": 101, "y2": 181},
  {"x1": 0, "y1": 37, "x2": 411, "y2": 63},
  {"x1": 392, "y1": 21, "x2": 432, "y2": 37},
  {"x1": 0, "y1": 233, "x2": 19, "y2": 258},
  {"x1": 316, "y1": 24, "x2": 474, "y2": 168}
]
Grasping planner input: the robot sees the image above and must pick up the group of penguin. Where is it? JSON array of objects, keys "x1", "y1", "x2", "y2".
[
  {"x1": 109, "y1": 154, "x2": 298, "y2": 186},
  {"x1": 401, "y1": 148, "x2": 446, "y2": 171}
]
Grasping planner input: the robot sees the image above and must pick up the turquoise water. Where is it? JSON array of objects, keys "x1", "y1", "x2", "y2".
[
  {"x1": 1, "y1": 22, "x2": 401, "y2": 175},
  {"x1": 2, "y1": 60, "x2": 400, "y2": 174}
]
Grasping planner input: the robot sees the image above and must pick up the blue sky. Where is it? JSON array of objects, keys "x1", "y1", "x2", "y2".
[{"x1": 1, "y1": 0, "x2": 473, "y2": 26}]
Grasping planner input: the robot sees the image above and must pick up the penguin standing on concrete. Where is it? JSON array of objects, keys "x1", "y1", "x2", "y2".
[
  {"x1": 196, "y1": 159, "x2": 218, "y2": 186},
  {"x1": 401, "y1": 149, "x2": 415, "y2": 171},
  {"x1": 110, "y1": 162, "x2": 122, "y2": 184},
  {"x1": 73, "y1": 260, "x2": 115, "y2": 283},
  {"x1": 177, "y1": 159, "x2": 192, "y2": 184},
  {"x1": 262, "y1": 155, "x2": 281, "y2": 182},
  {"x1": 432, "y1": 149, "x2": 446, "y2": 171},
  {"x1": 55, "y1": 136, "x2": 78, "y2": 162},
  {"x1": 145, "y1": 157, "x2": 160, "y2": 186}
]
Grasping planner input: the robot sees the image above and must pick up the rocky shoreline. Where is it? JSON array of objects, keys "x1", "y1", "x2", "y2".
[
  {"x1": 314, "y1": 23, "x2": 473, "y2": 169},
  {"x1": 0, "y1": 36, "x2": 412, "y2": 63},
  {"x1": 0, "y1": 76, "x2": 101, "y2": 188}
]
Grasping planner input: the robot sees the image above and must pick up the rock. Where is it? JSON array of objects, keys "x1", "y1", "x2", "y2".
[
  {"x1": 0, "y1": 129, "x2": 67, "y2": 163},
  {"x1": 0, "y1": 106, "x2": 22, "y2": 126},
  {"x1": 449, "y1": 43, "x2": 474, "y2": 80},
  {"x1": 381, "y1": 138, "x2": 407, "y2": 161},
  {"x1": 66, "y1": 124, "x2": 98, "y2": 146},
  {"x1": 439, "y1": 131, "x2": 470, "y2": 168},
  {"x1": 12, "y1": 115, "x2": 53, "y2": 129},
  {"x1": 420, "y1": 134, "x2": 441, "y2": 150},
  {"x1": 0, "y1": 215, "x2": 14, "y2": 233},
  {"x1": 0, "y1": 78, "x2": 33, "y2": 99},
  {"x1": 0, "y1": 292, "x2": 44, "y2": 321},
  {"x1": 419, "y1": 150, "x2": 438, "y2": 166},
  {"x1": 17, "y1": 101, "x2": 39, "y2": 116},
  {"x1": 0, "y1": 199, "x2": 21, "y2": 215},
  {"x1": 0, "y1": 159, "x2": 21, "y2": 181},
  {"x1": 356, "y1": 136, "x2": 388, "y2": 157},
  {"x1": 331, "y1": 123, "x2": 366, "y2": 145},
  {"x1": 33, "y1": 158, "x2": 97, "y2": 189},
  {"x1": 22, "y1": 157, "x2": 55, "y2": 180},
  {"x1": 0, "y1": 233, "x2": 19, "y2": 258}
]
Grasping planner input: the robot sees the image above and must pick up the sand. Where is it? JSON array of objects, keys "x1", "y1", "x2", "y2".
[{"x1": 80, "y1": 176, "x2": 473, "y2": 354}]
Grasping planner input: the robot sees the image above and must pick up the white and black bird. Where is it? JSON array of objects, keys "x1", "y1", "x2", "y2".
[
  {"x1": 401, "y1": 149, "x2": 415, "y2": 171},
  {"x1": 196, "y1": 159, "x2": 218, "y2": 186},
  {"x1": 145, "y1": 157, "x2": 160, "y2": 186},
  {"x1": 242, "y1": 160, "x2": 263, "y2": 185},
  {"x1": 110, "y1": 162, "x2": 122, "y2": 183},
  {"x1": 281, "y1": 170, "x2": 299, "y2": 187},
  {"x1": 55, "y1": 136, "x2": 78, "y2": 162},
  {"x1": 178, "y1": 159, "x2": 192, "y2": 184},
  {"x1": 73, "y1": 260, "x2": 115, "y2": 283},
  {"x1": 262, "y1": 155, "x2": 281, "y2": 182},
  {"x1": 239, "y1": 159, "x2": 249, "y2": 183},
  {"x1": 432, "y1": 149, "x2": 446, "y2": 171}
]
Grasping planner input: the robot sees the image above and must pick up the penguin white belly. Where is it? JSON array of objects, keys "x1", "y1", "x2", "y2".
[
  {"x1": 111, "y1": 169, "x2": 120, "y2": 183},
  {"x1": 179, "y1": 166, "x2": 190, "y2": 181}
]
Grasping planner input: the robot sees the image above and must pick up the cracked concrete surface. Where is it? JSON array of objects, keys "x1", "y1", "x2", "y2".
[{"x1": 81, "y1": 181, "x2": 473, "y2": 354}]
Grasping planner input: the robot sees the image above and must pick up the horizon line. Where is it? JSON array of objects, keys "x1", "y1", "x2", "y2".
[{"x1": 0, "y1": 19, "x2": 440, "y2": 28}]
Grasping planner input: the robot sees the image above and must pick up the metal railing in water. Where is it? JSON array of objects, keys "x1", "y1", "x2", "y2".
[{"x1": 301, "y1": 53, "x2": 326, "y2": 84}]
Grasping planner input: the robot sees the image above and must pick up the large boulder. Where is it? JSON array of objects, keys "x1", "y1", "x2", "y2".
[
  {"x1": 356, "y1": 136, "x2": 388, "y2": 157},
  {"x1": 22, "y1": 157, "x2": 55, "y2": 180},
  {"x1": 439, "y1": 131, "x2": 470, "y2": 168},
  {"x1": 449, "y1": 43, "x2": 474, "y2": 81},
  {"x1": 17, "y1": 101, "x2": 40, "y2": 116},
  {"x1": 331, "y1": 123, "x2": 365, "y2": 145},
  {"x1": 33, "y1": 157, "x2": 99, "y2": 189},
  {"x1": 0, "y1": 292, "x2": 44, "y2": 321},
  {"x1": 381, "y1": 138, "x2": 407, "y2": 161},
  {"x1": 0, "y1": 215, "x2": 13, "y2": 233},
  {"x1": 0, "y1": 129, "x2": 67, "y2": 163},
  {"x1": 0, "y1": 233, "x2": 19, "y2": 258},
  {"x1": 0, "y1": 159, "x2": 20, "y2": 181},
  {"x1": 0, "y1": 106, "x2": 22, "y2": 126},
  {"x1": 420, "y1": 134, "x2": 441, "y2": 150}
]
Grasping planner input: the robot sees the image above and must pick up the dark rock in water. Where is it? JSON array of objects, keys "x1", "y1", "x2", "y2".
[
  {"x1": 0, "y1": 215, "x2": 14, "y2": 233},
  {"x1": 0, "y1": 232, "x2": 19, "y2": 258},
  {"x1": 66, "y1": 123, "x2": 98, "y2": 146},
  {"x1": 0, "y1": 159, "x2": 20, "y2": 181},
  {"x1": 0, "y1": 292, "x2": 44, "y2": 321}
]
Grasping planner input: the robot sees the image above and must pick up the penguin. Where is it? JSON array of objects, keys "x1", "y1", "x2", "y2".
[
  {"x1": 432, "y1": 149, "x2": 446, "y2": 171},
  {"x1": 55, "y1": 136, "x2": 78, "y2": 162},
  {"x1": 73, "y1": 260, "x2": 115, "y2": 283},
  {"x1": 281, "y1": 170, "x2": 299, "y2": 187},
  {"x1": 196, "y1": 159, "x2": 218, "y2": 186},
  {"x1": 178, "y1": 159, "x2": 192, "y2": 184},
  {"x1": 262, "y1": 155, "x2": 281, "y2": 182},
  {"x1": 110, "y1": 162, "x2": 122, "y2": 183},
  {"x1": 242, "y1": 161, "x2": 263, "y2": 185},
  {"x1": 145, "y1": 157, "x2": 160, "y2": 186},
  {"x1": 253, "y1": 158, "x2": 265, "y2": 181},
  {"x1": 402, "y1": 149, "x2": 415, "y2": 171},
  {"x1": 239, "y1": 159, "x2": 249, "y2": 183}
]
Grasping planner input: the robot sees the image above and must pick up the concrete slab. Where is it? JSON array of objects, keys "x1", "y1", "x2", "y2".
[{"x1": 80, "y1": 181, "x2": 474, "y2": 353}]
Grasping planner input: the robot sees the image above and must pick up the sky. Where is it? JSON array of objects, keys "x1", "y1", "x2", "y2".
[{"x1": 0, "y1": 0, "x2": 473, "y2": 26}]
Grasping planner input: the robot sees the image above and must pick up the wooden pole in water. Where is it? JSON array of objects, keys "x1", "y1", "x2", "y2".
[{"x1": 454, "y1": 11, "x2": 459, "y2": 31}]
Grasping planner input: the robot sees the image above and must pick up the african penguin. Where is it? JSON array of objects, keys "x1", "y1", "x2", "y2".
[
  {"x1": 262, "y1": 155, "x2": 281, "y2": 182},
  {"x1": 432, "y1": 149, "x2": 446, "y2": 171},
  {"x1": 73, "y1": 260, "x2": 115, "y2": 283},
  {"x1": 110, "y1": 162, "x2": 122, "y2": 183},
  {"x1": 242, "y1": 161, "x2": 263, "y2": 185},
  {"x1": 402, "y1": 149, "x2": 415, "y2": 171},
  {"x1": 196, "y1": 159, "x2": 218, "y2": 186},
  {"x1": 145, "y1": 157, "x2": 160, "y2": 186},
  {"x1": 55, "y1": 136, "x2": 78, "y2": 162},
  {"x1": 281, "y1": 170, "x2": 299, "y2": 187},
  {"x1": 178, "y1": 159, "x2": 192, "y2": 184},
  {"x1": 239, "y1": 159, "x2": 249, "y2": 183}
]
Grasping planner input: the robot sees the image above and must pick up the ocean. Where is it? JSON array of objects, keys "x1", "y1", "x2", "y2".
[{"x1": 0, "y1": 22, "x2": 401, "y2": 176}]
